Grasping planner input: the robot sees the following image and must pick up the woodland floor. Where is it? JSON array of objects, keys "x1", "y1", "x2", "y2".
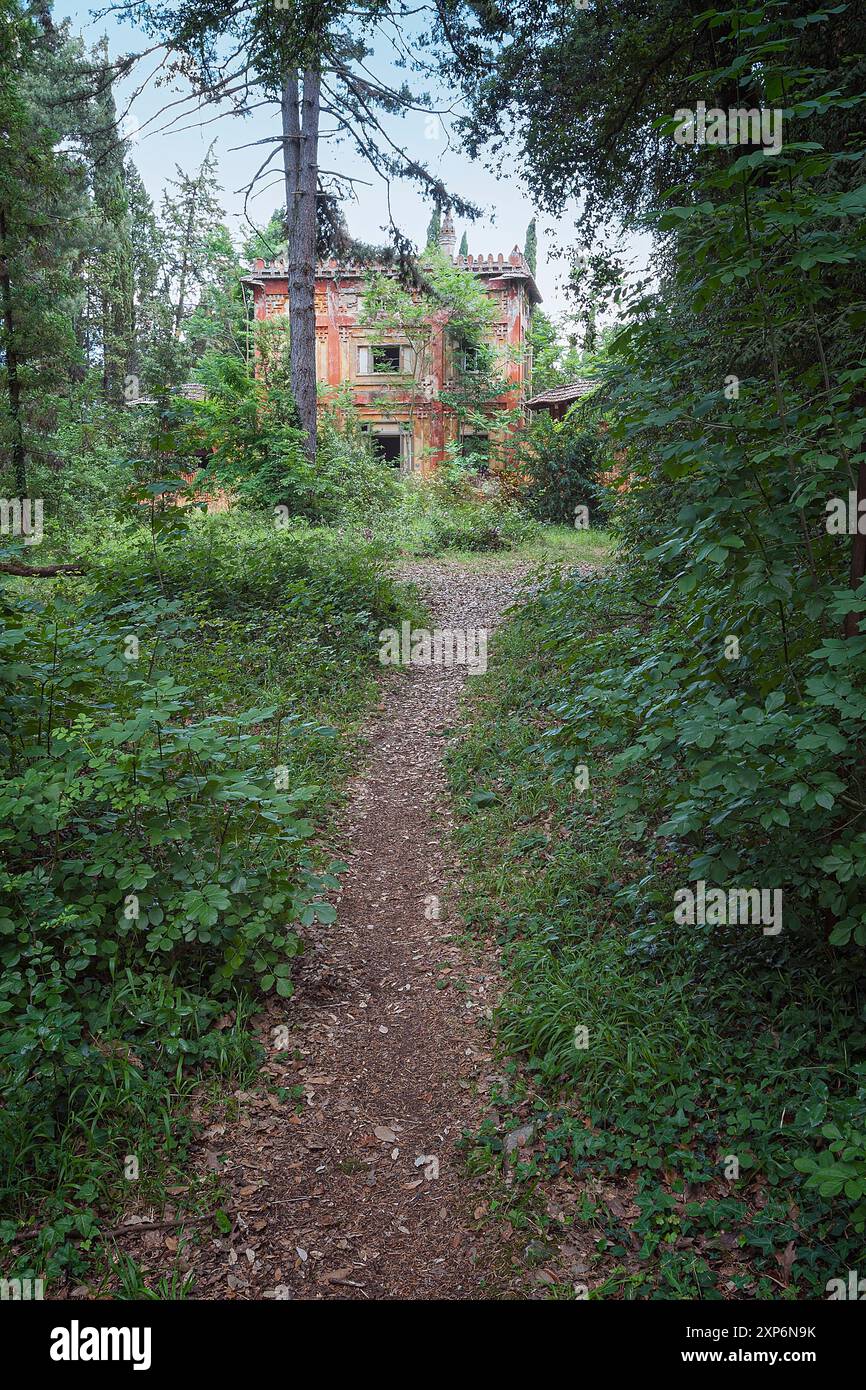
[{"x1": 135, "y1": 557, "x2": 543, "y2": 1300}]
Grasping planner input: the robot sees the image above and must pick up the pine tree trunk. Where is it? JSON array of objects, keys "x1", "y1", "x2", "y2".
[
  {"x1": 844, "y1": 457, "x2": 866, "y2": 637},
  {"x1": 0, "y1": 206, "x2": 28, "y2": 494},
  {"x1": 282, "y1": 68, "x2": 320, "y2": 461}
]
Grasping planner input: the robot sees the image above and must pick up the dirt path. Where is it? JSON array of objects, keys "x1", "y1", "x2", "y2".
[{"x1": 185, "y1": 559, "x2": 532, "y2": 1300}]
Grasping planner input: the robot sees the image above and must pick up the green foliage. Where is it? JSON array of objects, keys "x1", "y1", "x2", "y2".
[
  {"x1": 450, "y1": 576, "x2": 866, "y2": 1297},
  {"x1": 182, "y1": 224, "x2": 248, "y2": 360},
  {"x1": 795, "y1": 1124, "x2": 866, "y2": 1232},
  {"x1": 524, "y1": 217, "x2": 537, "y2": 275},
  {"x1": 425, "y1": 206, "x2": 441, "y2": 248},
  {"x1": 159, "y1": 146, "x2": 225, "y2": 337},
  {"x1": 85, "y1": 511, "x2": 406, "y2": 647},
  {"x1": 369, "y1": 474, "x2": 539, "y2": 554},
  {"x1": 243, "y1": 206, "x2": 287, "y2": 265},
  {"x1": 0, "y1": 588, "x2": 311, "y2": 1272},
  {"x1": 424, "y1": 495, "x2": 536, "y2": 553},
  {"x1": 314, "y1": 408, "x2": 402, "y2": 521},
  {"x1": 0, "y1": 3, "x2": 88, "y2": 491},
  {"x1": 522, "y1": 411, "x2": 608, "y2": 523},
  {"x1": 0, "y1": 512, "x2": 410, "y2": 1281},
  {"x1": 528, "y1": 308, "x2": 597, "y2": 395},
  {"x1": 442, "y1": 1, "x2": 866, "y2": 1294},
  {"x1": 27, "y1": 380, "x2": 150, "y2": 529},
  {"x1": 0, "y1": 592, "x2": 323, "y2": 1001},
  {"x1": 191, "y1": 349, "x2": 401, "y2": 521},
  {"x1": 556, "y1": 7, "x2": 866, "y2": 956},
  {"x1": 362, "y1": 247, "x2": 495, "y2": 358}
]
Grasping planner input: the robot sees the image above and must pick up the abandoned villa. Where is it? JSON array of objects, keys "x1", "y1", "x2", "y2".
[{"x1": 242, "y1": 213, "x2": 542, "y2": 474}]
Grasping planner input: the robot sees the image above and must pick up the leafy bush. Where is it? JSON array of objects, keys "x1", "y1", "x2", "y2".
[
  {"x1": 522, "y1": 411, "x2": 609, "y2": 525},
  {"x1": 189, "y1": 352, "x2": 399, "y2": 523},
  {"x1": 86, "y1": 510, "x2": 401, "y2": 626},
  {"x1": 370, "y1": 474, "x2": 539, "y2": 554},
  {"x1": 450, "y1": 573, "x2": 866, "y2": 1297},
  {"x1": 427, "y1": 496, "x2": 537, "y2": 551},
  {"x1": 312, "y1": 409, "x2": 402, "y2": 522},
  {"x1": 0, "y1": 513, "x2": 411, "y2": 1280},
  {"x1": 795, "y1": 1123, "x2": 866, "y2": 1234},
  {"x1": 14, "y1": 380, "x2": 151, "y2": 533},
  {"x1": 506, "y1": 6, "x2": 866, "y2": 1265}
]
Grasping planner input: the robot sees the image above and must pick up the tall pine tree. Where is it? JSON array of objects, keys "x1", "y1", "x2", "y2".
[
  {"x1": 524, "y1": 217, "x2": 537, "y2": 275},
  {"x1": 0, "y1": 2, "x2": 85, "y2": 492},
  {"x1": 159, "y1": 146, "x2": 224, "y2": 340}
]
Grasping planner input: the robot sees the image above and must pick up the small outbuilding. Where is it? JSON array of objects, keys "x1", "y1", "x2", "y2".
[{"x1": 524, "y1": 380, "x2": 598, "y2": 421}]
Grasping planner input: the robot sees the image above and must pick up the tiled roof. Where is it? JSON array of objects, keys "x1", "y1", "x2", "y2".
[{"x1": 525, "y1": 380, "x2": 598, "y2": 407}]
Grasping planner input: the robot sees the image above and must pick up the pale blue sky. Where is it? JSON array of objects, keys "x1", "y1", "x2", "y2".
[{"x1": 58, "y1": 2, "x2": 653, "y2": 322}]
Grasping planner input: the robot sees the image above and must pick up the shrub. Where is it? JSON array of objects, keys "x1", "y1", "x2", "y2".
[
  {"x1": 312, "y1": 410, "x2": 402, "y2": 522},
  {"x1": 84, "y1": 511, "x2": 404, "y2": 637},
  {"x1": 523, "y1": 411, "x2": 609, "y2": 524},
  {"x1": 450, "y1": 572, "x2": 866, "y2": 1297},
  {"x1": 15, "y1": 380, "x2": 151, "y2": 534},
  {"x1": 0, "y1": 513, "x2": 410, "y2": 1277},
  {"x1": 189, "y1": 353, "x2": 399, "y2": 523},
  {"x1": 428, "y1": 496, "x2": 537, "y2": 552},
  {"x1": 0, "y1": 586, "x2": 329, "y2": 1265},
  {"x1": 369, "y1": 475, "x2": 539, "y2": 554}
]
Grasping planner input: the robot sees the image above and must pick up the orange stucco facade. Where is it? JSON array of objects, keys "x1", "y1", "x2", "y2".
[{"x1": 242, "y1": 222, "x2": 541, "y2": 474}]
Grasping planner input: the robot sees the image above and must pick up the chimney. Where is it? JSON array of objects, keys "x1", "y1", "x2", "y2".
[{"x1": 439, "y1": 209, "x2": 456, "y2": 258}]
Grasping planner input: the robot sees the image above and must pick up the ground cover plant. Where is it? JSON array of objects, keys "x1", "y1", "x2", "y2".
[
  {"x1": 0, "y1": 510, "x2": 415, "y2": 1287},
  {"x1": 449, "y1": 570, "x2": 866, "y2": 1299}
]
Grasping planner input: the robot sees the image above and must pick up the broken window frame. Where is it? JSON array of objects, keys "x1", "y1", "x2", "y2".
[
  {"x1": 357, "y1": 343, "x2": 415, "y2": 376},
  {"x1": 458, "y1": 342, "x2": 489, "y2": 375}
]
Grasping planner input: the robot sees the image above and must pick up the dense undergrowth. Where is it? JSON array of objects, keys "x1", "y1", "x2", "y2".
[
  {"x1": 445, "y1": 0, "x2": 866, "y2": 1303},
  {"x1": 0, "y1": 511, "x2": 415, "y2": 1290},
  {"x1": 1, "y1": 377, "x2": 593, "y2": 1287},
  {"x1": 0, "y1": 457, "x2": 561, "y2": 1294},
  {"x1": 449, "y1": 570, "x2": 866, "y2": 1299},
  {"x1": 359, "y1": 474, "x2": 541, "y2": 555}
]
